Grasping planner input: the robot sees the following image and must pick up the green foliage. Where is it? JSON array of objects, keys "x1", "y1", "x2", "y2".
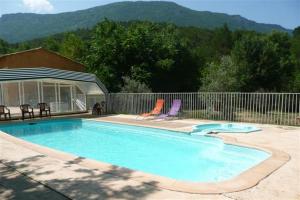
[
  {"x1": 211, "y1": 24, "x2": 233, "y2": 56},
  {"x1": 59, "y1": 33, "x2": 85, "y2": 61},
  {"x1": 0, "y1": 1, "x2": 290, "y2": 43},
  {"x1": 232, "y1": 32, "x2": 294, "y2": 91},
  {"x1": 291, "y1": 26, "x2": 300, "y2": 63},
  {"x1": 200, "y1": 56, "x2": 240, "y2": 92},
  {"x1": 289, "y1": 26, "x2": 300, "y2": 92},
  {"x1": 15, "y1": 42, "x2": 31, "y2": 51},
  {"x1": 85, "y1": 20, "x2": 126, "y2": 92},
  {"x1": 121, "y1": 76, "x2": 152, "y2": 93},
  {"x1": 1, "y1": 20, "x2": 298, "y2": 93},
  {"x1": 0, "y1": 39, "x2": 9, "y2": 55},
  {"x1": 289, "y1": 70, "x2": 300, "y2": 92},
  {"x1": 85, "y1": 20, "x2": 199, "y2": 92},
  {"x1": 293, "y1": 27, "x2": 300, "y2": 37},
  {"x1": 42, "y1": 37, "x2": 60, "y2": 52}
]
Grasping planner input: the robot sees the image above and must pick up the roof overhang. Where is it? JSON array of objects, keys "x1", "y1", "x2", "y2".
[{"x1": 0, "y1": 67, "x2": 108, "y2": 95}]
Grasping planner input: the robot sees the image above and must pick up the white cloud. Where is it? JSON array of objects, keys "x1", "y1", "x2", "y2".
[{"x1": 22, "y1": 0, "x2": 54, "y2": 13}]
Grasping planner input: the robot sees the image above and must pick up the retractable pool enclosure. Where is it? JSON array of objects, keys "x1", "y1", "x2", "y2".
[{"x1": 0, "y1": 67, "x2": 107, "y2": 115}]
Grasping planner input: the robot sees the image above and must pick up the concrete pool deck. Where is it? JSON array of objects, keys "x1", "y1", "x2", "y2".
[{"x1": 0, "y1": 114, "x2": 299, "y2": 199}]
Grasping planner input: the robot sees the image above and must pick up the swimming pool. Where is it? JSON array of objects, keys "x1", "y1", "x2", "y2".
[
  {"x1": 192, "y1": 123, "x2": 261, "y2": 135},
  {"x1": 0, "y1": 119, "x2": 269, "y2": 182}
]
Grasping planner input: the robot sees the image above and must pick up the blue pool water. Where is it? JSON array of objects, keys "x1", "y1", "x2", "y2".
[
  {"x1": 0, "y1": 119, "x2": 269, "y2": 182},
  {"x1": 192, "y1": 123, "x2": 261, "y2": 135}
]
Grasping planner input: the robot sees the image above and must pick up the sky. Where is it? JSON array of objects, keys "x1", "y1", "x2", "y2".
[{"x1": 0, "y1": 0, "x2": 299, "y2": 29}]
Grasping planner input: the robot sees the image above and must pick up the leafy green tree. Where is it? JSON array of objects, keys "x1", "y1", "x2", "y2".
[
  {"x1": 291, "y1": 28, "x2": 300, "y2": 71},
  {"x1": 85, "y1": 20, "x2": 200, "y2": 92},
  {"x1": 0, "y1": 39, "x2": 9, "y2": 55},
  {"x1": 268, "y1": 31, "x2": 295, "y2": 91},
  {"x1": 16, "y1": 42, "x2": 31, "y2": 51},
  {"x1": 288, "y1": 70, "x2": 300, "y2": 92},
  {"x1": 121, "y1": 76, "x2": 152, "y2": 93},
  {"x1": 123, "y1": 22, "x2": 199, "y2": 92},
  {"x1": 293, "y1": 27, "x2": 300, "y2": 37},
  {"x1": 290, "y1": 27, "x2": 300, "y2": 92},
  {"x1": 200, "y1": 56, "x2": 240, "y2": 91},
  {"x1": 232, "y1": 32, "x2": 293, "y2": 91},
  {"x1": 3, "y1": 20, "x2": 298, "y2": 93},
  {"x1": 43, "y1": 37, "x2": 60, "y2": 52},
  {"x1": 85, "y1": 20, "x2": 126, "y2": 92},
  {"x1": 60, "y1": 33, "x2": 85, "y2": 61},
  {"x1": 211, "y1": 24, "x2": 233, "y2": 56}
]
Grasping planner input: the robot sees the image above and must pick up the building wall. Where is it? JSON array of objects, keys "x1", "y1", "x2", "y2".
[{"x1": 0, "y1": 48, "x2": 85, "y2": 72}]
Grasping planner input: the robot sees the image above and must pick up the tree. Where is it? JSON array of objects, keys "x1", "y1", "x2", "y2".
[
  {"x1": 16, "y1": 42, "x2": 31, "y2": 51},
  {"x1": 232, "y1": 32, "x2": 293, "y2": 91},
  {"x1": 3, "y1": 20, "x2": 298, "y2": 93},
  {"x1": 85, "y1": 20, "x2": 126, "y2": 92},
  {"x1": 60, "y1": 33, "x2": 85, "y2": 61},
  {"x1": 85, "y1": 20, "x2": 200, "y2": 92},
  {"x1": 200, "y1": 56, "x2": 240, "y2": 92},
  {"x1": 121, "y1": 76, "x2": 152, "y2": 93},
  {"x1": 293, "y1": 26, "x2": 300, "y2": 37},
  {"x1": 291, "y1": 27, "x2": 300, "y2": 65},
  {"x1": 0, "y1": 39, "x2": 9, "y2": 55},
  {"x1": 290, "y1": 27, "x2": 300, "y2": 92},
  {"x1": 211, "y1": 24, "x2": 233, "y2": 57},
  {"x1": 43, "y1": 37, "x2": 60, "y2": 52},
  {"x1": 289, "y1": 70, "x2": 300, "y2": 92}
]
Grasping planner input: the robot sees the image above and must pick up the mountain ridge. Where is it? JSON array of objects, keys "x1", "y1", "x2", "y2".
[{"x1": 0, "y1": 1, "x2": 291, "y2": 43}]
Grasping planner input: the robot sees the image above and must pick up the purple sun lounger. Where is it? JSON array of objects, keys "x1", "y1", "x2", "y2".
[{"x1": 157, "y1": 99, "x2": 181, "y2": 119}]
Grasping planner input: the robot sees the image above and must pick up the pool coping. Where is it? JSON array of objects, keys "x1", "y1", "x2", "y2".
[{"x1": 0, "y1": 118, "x2": 290, "y2": 194}]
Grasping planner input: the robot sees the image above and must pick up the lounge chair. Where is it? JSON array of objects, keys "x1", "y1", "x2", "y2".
[
  {"x1": 20, "y1": 104, "x2": 34, "y2": 120},
  {"x1": 38, "y1": 103, "x2": 51, "y2": 118},
  {"x1": 92, "y1": 101, "x2": 105, "y2": 116},
  {"x1": 0, "y1": 105, "x2": 11, "y2": 120},
  {"x1": 138, "y1": 99, "x2": 165, "y2": 119},
  {"x1": 156, "y1": 99, "x2": 181, "y2": 120},
  {"x1": 100, "y1": 101, "x2": 106, "y2": 115}
]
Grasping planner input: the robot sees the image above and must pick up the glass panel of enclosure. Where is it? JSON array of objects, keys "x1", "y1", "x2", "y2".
[
  {"x1": 73, "y1": 86, "x2": 86, "y2": 111},
  {"x1": 0, "y1": 80, "x2": 87, "y2": 113},
  {"x1": 0, "y1": 84, "x2": 3, "y2": 105},
  {"x1": 86, "y1": 95, "x2": 106, "y2": 110},
  {"x1": 59, "y1": 84, "x2": 72, "y2": 112},
  {"x1": 23, "y1": 81, "x2": 39, "y2": 108},
  {"x1": 2, "y1": 82, "x2": 20, "y2": 107},
  {"x1": 42, "y1": 82, "x2": 58, "y2": 112}
]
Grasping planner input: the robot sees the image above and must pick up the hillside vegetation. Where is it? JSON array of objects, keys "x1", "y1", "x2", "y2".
[
  {"x1": 0, "y1": 1, "x2": 290, "y2": 43},
  {"x1": 1, "y1": 20, "x2": 299, "y2": 93}
]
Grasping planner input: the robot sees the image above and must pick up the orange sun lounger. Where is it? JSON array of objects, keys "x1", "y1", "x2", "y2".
[{"x1": 140, "y1": 99, "x2": 165, "y2": 118}]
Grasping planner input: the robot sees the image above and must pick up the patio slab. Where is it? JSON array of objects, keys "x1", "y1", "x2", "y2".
[
  {"x1": 0, "y1": 114, "x2": 299, "y2": 199},
  {"x1": 0, "y1": 163, "x2": 68, "y2": 200}
]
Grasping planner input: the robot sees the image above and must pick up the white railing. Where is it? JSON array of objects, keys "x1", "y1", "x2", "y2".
[{"x1": 105, "y1": 92, "x2": 300, "y2": 126}]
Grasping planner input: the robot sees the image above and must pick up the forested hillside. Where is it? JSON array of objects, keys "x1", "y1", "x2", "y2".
[
  {"x1": 0, "y1": 1, "x2": 290, "y2": 43},
  {"x1": 0, "y1": 20, "x2": 299, "y2": 93}
]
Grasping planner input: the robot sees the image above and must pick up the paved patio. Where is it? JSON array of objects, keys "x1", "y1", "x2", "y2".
[
  {"x1": 0, "y1": 163, "x2": 68, "y2": 200},
  {"x1": 0, "y1": 115, "x2": 299, "y2": 199}
]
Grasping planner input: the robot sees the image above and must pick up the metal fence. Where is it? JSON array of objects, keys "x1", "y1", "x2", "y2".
[{"x1": 105, "y1": 93, "x2": 300, "y2": 126}]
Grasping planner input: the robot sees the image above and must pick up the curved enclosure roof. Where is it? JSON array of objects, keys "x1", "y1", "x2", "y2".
[{"x1": 0, "y1": 67, "x2": 108, "y2": 95}]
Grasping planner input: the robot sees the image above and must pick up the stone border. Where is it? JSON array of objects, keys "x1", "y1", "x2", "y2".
[{"x1": 0, "y1": 118, "x2": 290, "y2": 194}]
